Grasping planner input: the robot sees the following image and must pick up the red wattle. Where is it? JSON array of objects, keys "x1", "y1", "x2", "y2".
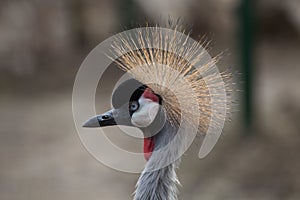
[{"x1": 143, "y1": 137, "x2": 155, "y2": 161}]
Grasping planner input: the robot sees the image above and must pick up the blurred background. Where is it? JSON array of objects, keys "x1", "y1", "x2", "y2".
[{"x1": 1, "y1": 0, "x2": 300, "y2": 199}]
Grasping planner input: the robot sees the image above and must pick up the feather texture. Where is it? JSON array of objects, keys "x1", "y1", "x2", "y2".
[
  {"x1": 109, "y1": 24, "x2": 233, "y2": 135},
  {"x1": 107, "y1": 22, "x2": 235, "y2": 200}
]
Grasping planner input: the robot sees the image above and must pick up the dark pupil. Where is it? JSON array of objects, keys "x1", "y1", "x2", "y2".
[{"x1": 130, "y1": 102, "x2": 138, "y2": 111}]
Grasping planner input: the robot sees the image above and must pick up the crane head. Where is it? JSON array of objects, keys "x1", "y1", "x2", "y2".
[
  {"x1": 83, "y1": 78, "x2": 163, "y2": 128},
  {"x1": 82, "y1": 79, "x2": 166, "y2": 160}
]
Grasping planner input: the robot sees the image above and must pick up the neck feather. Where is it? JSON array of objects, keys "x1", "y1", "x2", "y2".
[{"x1": 134, "y1": 121, "x2": 181, "y2": 200}]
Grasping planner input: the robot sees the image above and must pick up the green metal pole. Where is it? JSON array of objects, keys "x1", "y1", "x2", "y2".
[
  {"x1": 118, "y1": 0, "x2": 140, "y2": 29},
  {"x1": 239, "y1": 0, "x2": 255, "y2": 133}
]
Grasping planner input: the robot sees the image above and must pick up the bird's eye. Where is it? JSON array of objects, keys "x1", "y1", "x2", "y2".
[{"x1": 130, "y1": 101, "x2": 139, "y2": 111}]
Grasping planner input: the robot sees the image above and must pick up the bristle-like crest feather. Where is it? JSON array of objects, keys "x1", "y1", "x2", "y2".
[{"x1": 109, "y1": 24, "x2": 233, "y2": 134}]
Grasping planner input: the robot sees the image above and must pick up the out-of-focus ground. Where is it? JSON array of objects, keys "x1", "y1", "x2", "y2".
[{"x1": 1, "y1": 0, "x2": 300, "y2": 199}]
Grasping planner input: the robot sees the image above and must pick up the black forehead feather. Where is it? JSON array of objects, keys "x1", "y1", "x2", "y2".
[
  {"x1": 129, "y1": 85, "x2": 147, "y2": 102},
  {"x1": 111, "y1": 79, "x2": 146, "y2": 108}
]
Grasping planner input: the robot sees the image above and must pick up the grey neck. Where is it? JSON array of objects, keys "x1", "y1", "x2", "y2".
[{"x1": 134, "y1": 121, "x2": 181, "y2": 200}]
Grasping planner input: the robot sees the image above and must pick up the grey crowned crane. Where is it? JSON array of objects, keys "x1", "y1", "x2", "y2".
[{"x1": 83, "y1": 24, "x2": 233, "y2": 200}]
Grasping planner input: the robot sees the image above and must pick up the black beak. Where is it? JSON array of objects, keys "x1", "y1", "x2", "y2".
[{"x1": 82, "y1": 110, "x2": 116, "y2": 127}]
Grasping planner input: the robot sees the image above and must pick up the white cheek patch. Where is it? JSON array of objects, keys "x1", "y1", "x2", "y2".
[{"x1": 131, "y1": 97, "x2": 160, "y2": 127}]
